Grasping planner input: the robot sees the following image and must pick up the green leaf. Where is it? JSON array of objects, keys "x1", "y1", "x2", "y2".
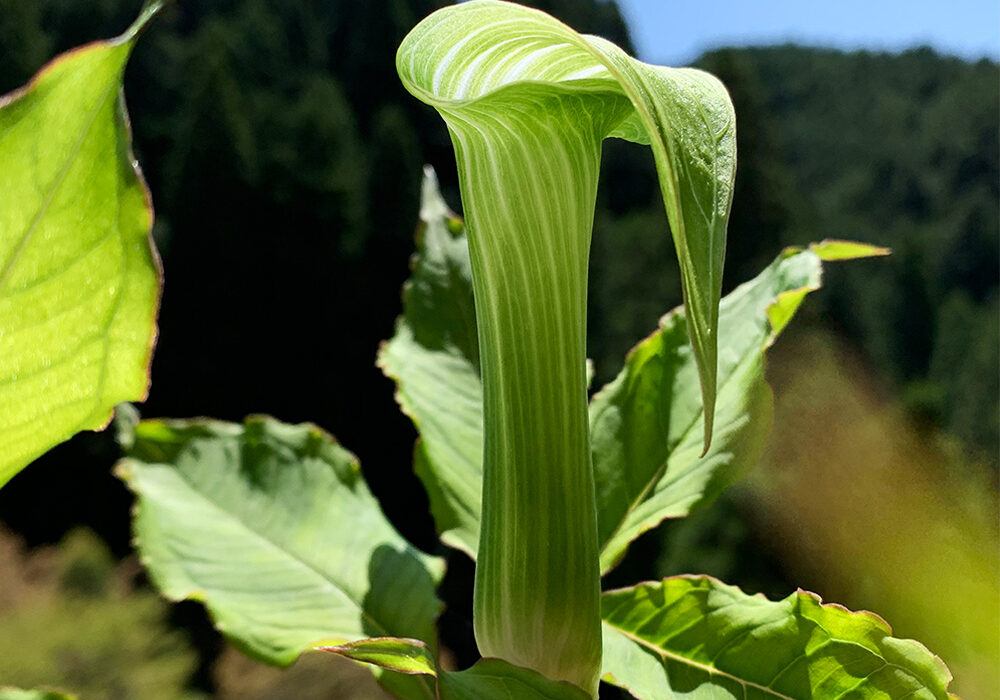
[
  {"x1": 600, "y1": 576, "x2": 954, "y2": 700},
  {"x1": 592, "y1": 245, "x2": 883, "y2": 573},
  {"x1": 0, "y1": 4, "x2": 163, "y2": 487},
  {"x1": 439, "y1": 659, "x2": 592, "y2": 700},
  {"x1": 383, "y1": 233, "x2": 884, "y2": 580},
  {"x1": 117, "y1": 416, "x2": 444, "y2": 700},
  {"x1": 0, "y1": 691, "x2": 77, "y2": 700},
  {"x1": 322, "y1": 637, "x2": 438, "y2": 677},
  {"x1": 378, "y1": 167, "x2": 483, "y2": 559}
]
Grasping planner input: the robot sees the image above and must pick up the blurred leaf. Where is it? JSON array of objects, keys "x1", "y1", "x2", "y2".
[
  {"x1": 0, "y1": 527, "x2": 198, "y2": 700},
  {"x1": 601, "y1": 576, "x2": 954, "y2": 700},
  {"x1": 378, "y1": 167, "x2": 483, "y2": 559},
  {"x1": 0, "y1": 4, "x2": 163, "y2": 487},
  {"x1": 592, "y1": 245, "x2": 884, "y2": 573},
  {"x1": 0, "y1": 690, "x2": 77, "y2": 700},
  {"x1": 117, "y1": 416, "x2": 443, "y2": 699},
  {"x1": 753, "y1": 328, "x2": 1000, "y2": 699}
]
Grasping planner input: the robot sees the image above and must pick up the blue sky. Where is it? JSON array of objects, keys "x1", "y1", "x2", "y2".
[{"x1": 617, "y1": 0, "x2": 1000, "y2": 64}]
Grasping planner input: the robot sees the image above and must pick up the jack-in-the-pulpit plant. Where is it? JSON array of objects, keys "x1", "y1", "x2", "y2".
[
  {"x1": 1, "y1": 2, "x2": 960, "y2": 700},
  {"x1": 397, "y1": 2, "x2": 735, "y2": 692}
]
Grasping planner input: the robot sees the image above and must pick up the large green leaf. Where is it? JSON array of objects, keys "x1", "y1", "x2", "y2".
[
  {"x1": 117, "y1": 416, "x2": 444, "y2": 700},
  {"x1": 600, "y1": 576, "x2": 954, "y2": 700},
  {"x1": 0, "y1": 2, "x2": 164, "y2": 487},
  {"x1": 378, "y1": 167, "x2": 483, "y2": 559},
  {"x1": 591, "y1": 243, "x2": 889, "y2": 573}
]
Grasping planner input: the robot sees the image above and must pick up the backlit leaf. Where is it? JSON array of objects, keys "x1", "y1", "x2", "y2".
[{"x1": 0, "y1": 3, "x2": 163, "y2": 487}]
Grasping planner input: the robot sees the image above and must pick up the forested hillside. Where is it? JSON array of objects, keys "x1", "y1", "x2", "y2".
[{"x1": 705, "y1": 46, "x2": 998, "y2": 464}]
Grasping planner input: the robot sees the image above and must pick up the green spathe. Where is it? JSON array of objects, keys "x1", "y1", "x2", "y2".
[
  {"x1": 397, "y1": 2, "x2": 735, "y2": 693},
  {"x1": 0, "y1": 2, "x2": 163, "y2": 487}
]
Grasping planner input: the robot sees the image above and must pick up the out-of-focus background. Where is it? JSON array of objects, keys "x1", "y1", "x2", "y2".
[{"x1": 0, "y1": 1, "x2": 996, "y2": 698}]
